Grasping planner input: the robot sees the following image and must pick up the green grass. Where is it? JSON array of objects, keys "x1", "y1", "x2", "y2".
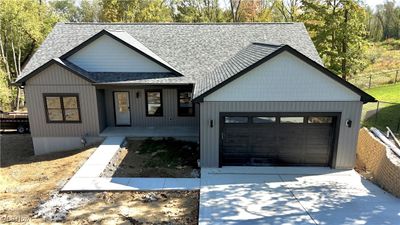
[
  {"x1": 362, "y1": 83, "x2": 400, "y2": 136},
  {"x1": 365, "y1": 83, "x2": 400, "y2": 103},
  {"x1": 138, "y1": 138, "x2": 199, "y2": 168}
]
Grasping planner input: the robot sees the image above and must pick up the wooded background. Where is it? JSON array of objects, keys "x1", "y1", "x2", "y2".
[{"x1": 0, "y1": 0, "x2": 399, "y2": 111}]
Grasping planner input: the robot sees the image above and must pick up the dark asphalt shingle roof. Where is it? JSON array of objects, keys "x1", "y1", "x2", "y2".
[
  {"x1": 19, "y1": 22, "x2": 323, "y2": 85},
  {"x1": 194, "y1": 43, "x2": 283, "y2": 98},
  {"x1": 88, "y1": 72, "x2": 192, "y2": 84},
  {"x1": 55, "y1": 58, "x2": 190, "y2": 84}
]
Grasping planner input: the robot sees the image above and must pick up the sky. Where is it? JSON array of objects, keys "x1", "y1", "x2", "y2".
[{"x1": 365, "y1": 0, "x2": 400, "y2": 8}]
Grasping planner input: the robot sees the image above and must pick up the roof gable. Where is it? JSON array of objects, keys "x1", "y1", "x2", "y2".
[
  {"x1": 63, "y1": 29, "x2": 180, "y2": 74},
  {"x1": 15, "y1": 58, "x2": 94, "y2": 84},
  {"x1": 194, "y1": 44, "x2": 375, "y2": 103},
  {"x1": 18, "y1": 23, "x2": 322, "y2": 82}
]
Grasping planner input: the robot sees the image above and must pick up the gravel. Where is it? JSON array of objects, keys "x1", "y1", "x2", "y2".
[{"x1": 33, "y1": 192, "x2": 95, "y2": 222}]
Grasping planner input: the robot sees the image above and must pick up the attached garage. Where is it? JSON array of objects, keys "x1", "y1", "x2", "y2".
[
  {"x1": 194, "y1": 44, "x2": 376, "y2": 169},
  {"x1": 220, "y1": 113, "x2": 340, "y2": 167}
]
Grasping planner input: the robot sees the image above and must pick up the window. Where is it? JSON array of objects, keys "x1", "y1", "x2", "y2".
[
  {"x1": 44, "y1": 94, "x2": 81, "y2": 123},
  {"x1": 252, "y1": 117, "x2": 276, "y2": 124},
  {"x1": 178, "y1": 90, "x2": 194, "y2": 116},
  {"x1": 224, "y1": 116, "x2": 248, "y2": 124},
  {"x1": 280, "y1": 117, "x2": 304, "y2": 123},
  {"x1": 308, "y1": 117, "x2": 333, "y2": 124},
  {"x1": 146, "y1": 90, "x2": 163, "y2": 116}
]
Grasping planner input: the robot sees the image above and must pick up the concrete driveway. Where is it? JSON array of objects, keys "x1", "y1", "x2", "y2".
[{"x1": 199, "y1": 167, "x2": 400, "y2": 225}]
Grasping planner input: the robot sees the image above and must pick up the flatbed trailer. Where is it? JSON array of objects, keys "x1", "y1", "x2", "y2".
[{"x1": 0, "y1": 110, "x2": 30, "y2": 133}]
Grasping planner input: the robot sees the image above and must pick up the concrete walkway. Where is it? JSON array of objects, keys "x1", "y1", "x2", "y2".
[
  {"x1": 62, "y1": 136, "x2": 200, "y2": 191},
  {"x1": 199, "y1": 167, "x2": 400, "y2": 225}
]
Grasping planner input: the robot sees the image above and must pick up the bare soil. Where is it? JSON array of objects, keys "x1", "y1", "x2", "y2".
[
  {"x1": 0, "y1": 134, "x2": 199, "y2": 224},
  {"x1": 103, "y1": 139, "x2": 200, "y2": 178}
]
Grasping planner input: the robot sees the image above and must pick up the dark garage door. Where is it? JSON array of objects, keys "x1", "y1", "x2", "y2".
[{"x1": 220, "y1": 113, "x2": 338, "y2": 166}]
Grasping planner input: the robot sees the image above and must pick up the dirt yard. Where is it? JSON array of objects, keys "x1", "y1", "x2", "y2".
[
  {"x1": 0, "y1": 134, "x2": 199, "y2": 224},
  {"x1": 102, "y1": 139, "x2": 200, "y2": 178}
]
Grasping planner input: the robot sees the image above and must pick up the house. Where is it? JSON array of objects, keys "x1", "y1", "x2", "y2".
[{"x1": 15, "y1": 23, "x2": 375, "y2": 169}]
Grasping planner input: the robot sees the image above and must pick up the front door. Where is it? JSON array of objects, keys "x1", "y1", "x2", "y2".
[{"x1": 114, "y1": 91, "x2": 131, "y2": 126}]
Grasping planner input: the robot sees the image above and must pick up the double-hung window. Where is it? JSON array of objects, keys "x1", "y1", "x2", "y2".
[
  {"x1": 44, "y1": 94, "x2": 81, "y2": 123},
  {"x1": 146, "y1": 90, "x2": 163, "y2": 116},
  {"x1": 178, "y1": 90, "x2": 194, "y2": 116}
]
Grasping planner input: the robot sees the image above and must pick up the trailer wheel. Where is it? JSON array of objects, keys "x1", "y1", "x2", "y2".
[{"x1": 17, "y1": 125, "x2": 26, "y2": 134}]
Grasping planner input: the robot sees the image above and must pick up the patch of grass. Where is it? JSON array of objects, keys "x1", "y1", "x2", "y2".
[
  {"x1": 365, "y1": 83, "x2": 400, "y2": 103},
  {"x1": 138, "y1": 138, "x2": 199, "y2": 168},
  {"x1": 362, "y1": 83, "x2": 400, "y2": 137},
  {"x1": 363, "y1": 104, "x2": 400, "y2": 134}
]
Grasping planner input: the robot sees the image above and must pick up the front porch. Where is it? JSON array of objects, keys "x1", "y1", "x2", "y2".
[
  {"x1": 99, "y1": 126, "x2": 199, "y2": 139},
  {"x1": 95, "y1": 85, "x2": 199, "y2": 140}
]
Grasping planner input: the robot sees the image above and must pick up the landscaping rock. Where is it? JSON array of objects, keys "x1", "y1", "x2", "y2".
[{"x1": 141, "y1": 193, "x2": 159, "y2": 202}]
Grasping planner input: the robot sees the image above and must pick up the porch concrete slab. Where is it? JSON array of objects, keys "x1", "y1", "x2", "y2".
[
  {"x1": 100, "y1": 126, "x2": 198, "y2": 138},
  {"x1": 199, "y1": 167, "x2": 400, "y2": 225}
]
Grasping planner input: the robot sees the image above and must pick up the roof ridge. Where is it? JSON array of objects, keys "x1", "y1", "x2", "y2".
[
  {"x1": 61, "y1": 22, "x2": 299, "y2": 25},
  {"x1": 251, "y1": 42, "x2": 285, "y2": 47}
]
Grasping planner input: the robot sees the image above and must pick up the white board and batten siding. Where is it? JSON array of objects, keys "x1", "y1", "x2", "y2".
[
  {"x1": 204, "y1": 51, "x2": 360, "y2": 102},
  {"x1": 25, "y1": 64, "x2": 103, "y2": 154},
  {"x1": 200, "y1": 51, "x2": 364, "y2": 169},
  {"x1": 67, "y1": 35, "x2": 169, "y2": 73}
]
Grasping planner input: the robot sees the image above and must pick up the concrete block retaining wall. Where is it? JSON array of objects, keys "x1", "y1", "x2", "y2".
[{"x1": 357, "y1": 128, "x2": 400, "y2": 197}]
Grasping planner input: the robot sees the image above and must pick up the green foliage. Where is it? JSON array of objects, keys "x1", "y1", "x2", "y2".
[
  {"x1": 0, "y1": 0, "x2": 58, "y2": 110},
  {"x1": 364, "y1": 40, "x2": 400, "y2": 73},
  {"x1": 302, "y1": 0, "x2": 368, "y2": 80},
  {"x1": 79, "y1": 0, "x2": 101, "y2": 22},
  {"x1": 100, "y1": 0, "x2": 172, "y2": 22},
  {"x1": 0, "y1": 68, "x2": 12, "y2": 111},
  {"x1": 49, "y1": 0, "x2": 80, "y2": 22}
]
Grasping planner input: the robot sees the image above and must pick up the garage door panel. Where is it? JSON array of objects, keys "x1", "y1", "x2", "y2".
[{"x1": 221, "y1": 114, "x2": 336, "y2": 167}]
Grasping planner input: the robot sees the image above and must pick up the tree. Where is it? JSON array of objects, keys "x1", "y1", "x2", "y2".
[
  {"x1": 229, "y1": 0, "x2": 242, "y2": 22},
  {"x1": 302, "y1": 0, "x2": 368, "y2": 80},
  {"x1": 79, "y1": 0, "x2": 101, "y2": 22},
  {"x1": 0, "y1": 0, "x2": 57, "y2": 110},
  {"x1": 275, "y1": 0, "x2": 301, "y2": 22},
  {"x1": 49, "y1": 0, "x2": 80, "y2": 22},
  {"x1": 100, "y1": 0, "x2": 172, "y2": 22},
  {"x1": 172, "y1": 0, "x2": 225, "y2": 22}
]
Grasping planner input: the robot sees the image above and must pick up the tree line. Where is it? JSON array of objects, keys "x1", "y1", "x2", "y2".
[{"x1": 0, "y1": 0, "x2": 399, "y2": 111}]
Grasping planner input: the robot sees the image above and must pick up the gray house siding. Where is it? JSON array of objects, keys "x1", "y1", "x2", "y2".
[
  {"x1": 25, "y1": 64, "x2": 102, "y2": 154},
  {"x1": 101, "y1": 88, "x2": 199, "y2": 128},
  {"x1": 199, "y1": 101, "x2": 363, "y2": 169}
]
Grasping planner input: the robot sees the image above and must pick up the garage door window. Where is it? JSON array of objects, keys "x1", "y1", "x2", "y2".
[
  {"x1": 308, "y1": 117, "x2": 333, "y2": 124},
  {"x1": 280, "y1": 117, "x2": 304, "y2": 123},
  {"x1": 224, "y1": 116, "x2": 248, "y2": 124},
  {"x1": 252, "y1": 117, "x2": 276, "y2": 123}
]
